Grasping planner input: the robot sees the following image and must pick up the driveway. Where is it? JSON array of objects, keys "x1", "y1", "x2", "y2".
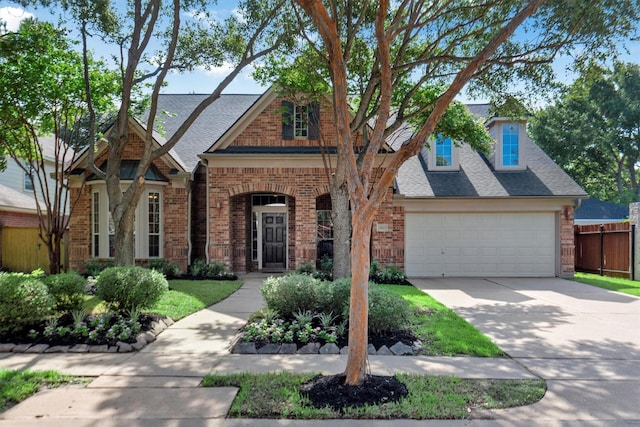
[{"x1": 411, "y1": 277, "x2": 640, "y2": 423}]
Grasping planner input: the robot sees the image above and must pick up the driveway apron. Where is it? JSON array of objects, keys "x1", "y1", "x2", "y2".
[{"x1": 411, "y1": 277, "x2": 640, "y2": 423}]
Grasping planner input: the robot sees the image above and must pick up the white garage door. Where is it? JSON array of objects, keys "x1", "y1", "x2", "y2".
[{"x1": 405, "y1": 212, "x2": 556, "y2": 277}]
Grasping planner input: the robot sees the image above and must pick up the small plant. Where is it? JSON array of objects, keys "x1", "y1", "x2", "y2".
[
  {"x1": 261, "y1": 274, "x2": 320, "y2": 318},
  {"x1": 293, "y1": 309, "x2": 314, "y2": 326},
  {"x1": 84, "y1": 260, "x2": 113, "y2": 277},
  {"x1": 316, "y1": 312, "x2": 336, "y2": 329},
  {"x1": 44, "y1": 272, "x2": 86, "y2": 314},
  {"x1": 190, "y1": 259, "x2": 208, "y2": 277},
  {"x1": 71, "y1": 308, "x2": 87, "y2": 325},
  {"x1": 148, "y1": 259, "x2": 182, "y2": 277},
  {"x1": 95, "y1": 266, "x2": 168, "y2": 312},
  {"x1": 248, "y1": 307, "x2": 281, "y2": 323},
  {"x1": 296, "y1": 261, "x2": 315, "y2": 275}
]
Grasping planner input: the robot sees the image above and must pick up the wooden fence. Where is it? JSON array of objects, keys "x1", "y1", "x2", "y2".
[
  {"x1": 1, "y1": 227, "x2": 67, "y2": 273},
  {"x1": 574, "y1": 223, "x2": 634, "y2": 278}
]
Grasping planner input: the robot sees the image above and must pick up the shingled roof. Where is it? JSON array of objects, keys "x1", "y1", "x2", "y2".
[
  {"x1": 151, "y1": 93, "x2": 262, "y2": 171},
  {"x1": 395, "y1": 133, "x2": 587, "y2": 198}
]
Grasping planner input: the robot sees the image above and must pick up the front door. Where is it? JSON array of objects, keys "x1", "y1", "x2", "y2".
[{"x1": 262, "y1": 212, "x2": 286, "y2": 270}]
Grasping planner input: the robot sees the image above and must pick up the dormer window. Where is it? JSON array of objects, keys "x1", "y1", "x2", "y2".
[
  {"x1": 502, "y1": 123, "x2": 519, "y2": 166},
  {"x1": 427, "y1": 134, "x2": 459, "y2": 171},
  {"x1": 282, "y1": 100, "x2": 320, "y2": 140}
]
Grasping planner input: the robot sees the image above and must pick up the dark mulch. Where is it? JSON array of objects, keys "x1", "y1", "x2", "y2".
[
  {"x1": 0, "y1": 313, "x2": 163, "y2": 347},
  {"x1": 300, "y1": 373, "x2": 408, "y2": 411}
]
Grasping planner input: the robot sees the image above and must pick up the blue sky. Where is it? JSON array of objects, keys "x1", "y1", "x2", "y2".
[{"x1": 1, "y1": 1, "x2": 638, "y2": 102}]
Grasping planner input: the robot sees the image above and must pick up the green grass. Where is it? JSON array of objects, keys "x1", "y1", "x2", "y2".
[
  {"x1": 572, "y1": 272, "x2": 640, "y2": 297},
  {"x1": 150, "y1": 279, "x2": 243, "y2": 320},
  {"x1": 380, "y1": 285, "x2": 504, "y2": 357},
  {"x1": 203, "y1": 372, "x2": 546, "y2": 419},
  {"x1": 0, "y1": 369, "x2": 83, "y2": 412}
]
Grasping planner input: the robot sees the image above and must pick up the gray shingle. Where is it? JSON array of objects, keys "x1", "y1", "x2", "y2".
[{"x1": 150, "y1": 94, "x2": 261, "y2": 171}]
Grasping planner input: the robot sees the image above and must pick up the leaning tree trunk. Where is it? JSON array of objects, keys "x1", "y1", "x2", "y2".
[
  {"x1": 344, "y1": 208, "x2": 374, "y2": 385},
  {"x1": 331, "y1": 181, "x2": 351, "y2": 279}
]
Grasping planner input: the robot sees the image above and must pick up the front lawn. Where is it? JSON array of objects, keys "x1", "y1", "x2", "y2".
[
  {"x1": 380, "y1": 285, "x2": 503, "y2": 357},
  {"x1": 573, "y1": 272, "x2": 640, "y2": 297},
  {"x1": 0, "y1": 369, "x2": 83, "y2": 412},
  {"x1": 203, "y1": 372, "x2": 546, "y2": 419},
  {"x1": 150, "y1": 279, "x2": 243, "y2": 320}
]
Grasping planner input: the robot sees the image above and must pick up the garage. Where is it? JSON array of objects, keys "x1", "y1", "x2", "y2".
[{"x1": 405, "y1": 212, "x2": 557, "y2": 277}]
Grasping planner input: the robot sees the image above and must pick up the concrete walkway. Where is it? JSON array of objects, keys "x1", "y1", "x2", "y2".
[{"x1": 0, "y1": 274, "x2": 638, "y2": 426}]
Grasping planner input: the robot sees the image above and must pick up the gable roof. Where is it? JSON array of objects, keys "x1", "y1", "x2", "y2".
[
  {"x1": 396, "y1": 137, "x2": 587, "y2": 198},
  {"x1": 0, "y1": 183, "x2": 37, "y2": 213},
  {"x1": 151, "y1": 93, "x2": 262, "y2": 171}
]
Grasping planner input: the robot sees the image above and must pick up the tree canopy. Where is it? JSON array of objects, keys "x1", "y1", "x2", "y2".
[
  {"x1": 0, "y1": 18, "x2": 120, "y2": 273},
  {"x1": 530, "y1": 61, "x2": 640, "y2": 204}
]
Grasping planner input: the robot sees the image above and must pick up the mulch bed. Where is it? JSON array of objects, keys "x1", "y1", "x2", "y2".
[{"x1": 300, "y1": 373, "x2": 409, "y2": 411}]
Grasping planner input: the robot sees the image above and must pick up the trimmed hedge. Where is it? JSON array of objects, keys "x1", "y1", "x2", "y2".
[
  {"x1": 95, "y1": 266, "x2": 168, "y2": 311},
  {"x1": 0, "y1": 273, "x2": 53, "y2": 335},
  {"x1": 44, "y1": 272, "x2": 86, "y2": 313}
]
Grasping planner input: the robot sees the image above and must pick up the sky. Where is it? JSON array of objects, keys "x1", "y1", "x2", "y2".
[{"x1": 1, "y1": 1, "x2": 639, "y2": 102}]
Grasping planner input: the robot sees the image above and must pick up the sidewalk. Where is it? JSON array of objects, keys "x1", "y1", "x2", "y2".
[{"x1": 1, "y1": 274, "x2": 635, "y2": 426}]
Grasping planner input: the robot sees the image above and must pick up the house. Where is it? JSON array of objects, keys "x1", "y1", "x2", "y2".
[
  {"x1": 67, "y1": 90, "x2": 586, "y2": 278},
  {"x1": 574, "y1": 198, "x2": 629, "y2": 225},
  {"x1": 0, "y1": 136, "x2": 69, "y2": 271}
]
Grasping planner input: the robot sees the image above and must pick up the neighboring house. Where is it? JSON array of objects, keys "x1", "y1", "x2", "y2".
[
  {"x1": 574, "y1": 198, "x2": 629, "y2": 225},
  {"x1": 67, "y1": 90, "x2": 585, "y2": 278},
  {"x1": 0, "y1": 136, "x2": 70, "y2": 271}
]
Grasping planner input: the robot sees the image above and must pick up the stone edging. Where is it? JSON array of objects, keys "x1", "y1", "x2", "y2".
[
  {"x1": 0, "y1": 317, "x2": 174, "y2": 354},
  {"x1": 232, "y1": 340, "x2": 422, "y2": 356}
]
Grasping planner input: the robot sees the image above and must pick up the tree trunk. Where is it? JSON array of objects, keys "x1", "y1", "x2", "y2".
[
  {"x1": 113, "y1": 204, "x2": 137, "y2": 266},
  {"x1": 344, "y1": 208, "x2": 374, "y2": 385},
  {"x1": 331, "y1": 181, "x2": 351, "y2": 279}
]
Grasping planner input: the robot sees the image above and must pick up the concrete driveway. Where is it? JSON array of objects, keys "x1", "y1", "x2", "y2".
[{"x1": 411, "y1": 277, "x2": 640, "y2": 424}]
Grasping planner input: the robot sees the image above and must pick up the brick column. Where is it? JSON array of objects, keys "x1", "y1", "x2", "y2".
[{"x1": 560, "y1": 205, "x2": 576, "y2": 278}]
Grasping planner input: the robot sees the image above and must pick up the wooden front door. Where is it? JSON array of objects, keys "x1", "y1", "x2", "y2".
[{"x1": 262, "y1": 212, "x2": 286, "y2": 269}]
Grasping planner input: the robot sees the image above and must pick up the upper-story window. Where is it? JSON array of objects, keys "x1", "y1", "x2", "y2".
[
  {"x1": 427, "y1": 134, "x2": 459, "y2": 171},
  {"x1": 282, "y1": 100, "x2": 320, "y2": 140},
  {"x1": 502, "y1": 123, "x2": 519, "y2": 166},
  {"x1": 435, "y1": 135, "x2": 453, "y2": 167},
  {"x1": 24, "y1": 162, "x2": 34, "y2": 191}
]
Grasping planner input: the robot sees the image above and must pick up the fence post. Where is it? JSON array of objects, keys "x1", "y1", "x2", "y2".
[
  {"x1": 599, "y1": 224, "x2": 604, "y2": 276},
  {"x1": 632, "y1": 224, "x2": 636, "y2": 280}
]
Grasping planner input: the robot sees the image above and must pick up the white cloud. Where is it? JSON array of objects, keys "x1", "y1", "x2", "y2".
[
  {"x1": 0, "y1": 6, "x2": 34, "y2": 32},
  {"x1": 198, "y1": 62, "x2": 237, "y2": 76}
]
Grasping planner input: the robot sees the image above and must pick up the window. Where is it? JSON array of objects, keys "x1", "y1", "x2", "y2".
[
  {"x1": 24, "y1": 162, "x2": 34, "y2": 191},
  {"x1": 502, "y1": 123, "x2": 519, "y2": 166},
  {"x1": 294, "y1": 105, "x2": 308, "y2": 138},
  {"x1": 316, "y1": 210, "x2": 333, "y2": 260},
  {"x1": 282, "y1": 101, "x2": 319, "y2": 140},
  {"x1": 435, "y1": 135, "x2": 453, "y2": 167},
  {"x1": 92, "y1": 192, "x2": 100, "y2": 257},
  {"x1": 148, "y1": 192, "x2": 160, "y2": 257},
  {"x1": 90, "y1": 186, "x2": 162, "y2": 259}
]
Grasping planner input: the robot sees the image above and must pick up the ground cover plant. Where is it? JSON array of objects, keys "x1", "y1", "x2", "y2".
[
  {"x1": 0, "y1": 369, "x2": 84, "y2": 413},
  {"x1": 203, "y1": 372, "x2": 546, "y2": 418},
  {"x1": 242, "y1": 274, "x2": 502, "y2": 357},
  {"x1": 572, "y1": 272, "x2": 640, "y2": 297},
  {"x1": 0, "y1": 267, "x2": 241, "y2": 347}
]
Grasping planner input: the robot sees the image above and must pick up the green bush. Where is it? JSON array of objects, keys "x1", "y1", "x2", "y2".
[
  {"x1": 84, "y1": 259, "x2": 114, "y2": 277},
  {"x1": 367, "y1": 285, "x2": 412, "y2": 334},
  {"x1": 148, "y1": 259, "x2": 182, "y2": 277},
  {"x1": 0, "y1": 272, "x2": 53, "y2": 334},
  {"x1": 43, "y1": 272, "x2": 86, "y2": 313},
  {"x1": 204, "y1": 261, "x2": 227, "y2": 278},
  {"x1": 95, "y1": 266, "x2": 168, "y2": 311},
  {"x1": 295, "y1": 261, "x2": 315, "y2": 275},
  {"x1": 261, "y1": 274, "x2": 320, "y2": 318},
  {"x1": 190, "y1": 259, "x2": 230, "y2": 278},
  {"x1": 316, "y1": 278, "x2": 351, "y2": 320}
]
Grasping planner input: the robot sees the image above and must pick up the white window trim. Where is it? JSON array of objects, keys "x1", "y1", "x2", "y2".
[
  {"x1": 495, "y1": 122, "x2": 526, "y2": 171},
  {"x1": 293, "y1": 104, "x2": 309, "y2": 138},
  {"x1": 90, "y1": 183, "x2": 164, "y2": 259},
  {"x1": 427, "y1": 136, "x2": 459, "y2": 171}
]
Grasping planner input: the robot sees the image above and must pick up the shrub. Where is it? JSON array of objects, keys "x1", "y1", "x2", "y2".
[
  {"x1": 260, "y1": 274, "x2": 320, "y2": 318},
  {"x1": 316, "y1": 278, "x2": 351, "y2": 321},
  {"x1": 373, "y1": 265, "x2": 408, "y2": 285},
  {"x1": 0, "y1": 272, "x2": 53, "y2": 335},
  {"x1": 204, "y1": 261, "x2": 227, "y2": 278},
  {"x1": 148, "y1": 259, "x2": 182, "y2": 277},
  {"x1": 189, "y1": 259, "x2": 231, "y2": 278},
  {"x1": 95, "y1": 266, "x2": 168, "y2": 311},
  {"x1": 84, "y1": 259, "x2": 114, "y2": 277},
  {"x1": 190, "y1": 259, "x2": 208, "y2": 277},
  {"x1": 295, "y1": 261, "x2": 315, "y2": 275},
  {"x1": 367, "y1": 285, "x2": 412, "y2": 334},
  {"x1": 44, "y1": 272, "x2": 86, "y2": 313}
]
